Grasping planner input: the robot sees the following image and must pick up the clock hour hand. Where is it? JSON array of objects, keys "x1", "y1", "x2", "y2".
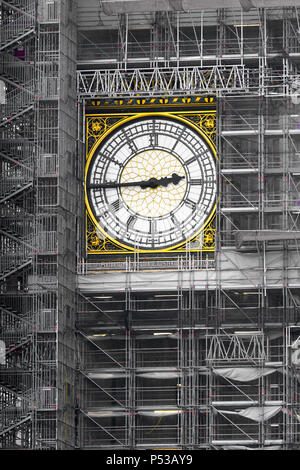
[
  {"x1": 87, "y1": 173, "x2": 185, "y2": 190},
  {"x1": 140, "y1": 173, "x2": 184, "y2": 189}
]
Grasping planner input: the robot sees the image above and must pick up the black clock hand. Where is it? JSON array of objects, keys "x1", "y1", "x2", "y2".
[
  {"x1": 88, "y1": 181, "x2": 146, "y2": 189},
  {"x1": 87, "y1": 173, "x2": 185, "y2": 190},
  {"x1": 140, "y1": 173, "x2": 184, "y2": 189}
]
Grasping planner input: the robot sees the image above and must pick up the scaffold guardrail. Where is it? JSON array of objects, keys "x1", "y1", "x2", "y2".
[{"x1": 77, "y1": 257, "x2": 215, "y2": 273}]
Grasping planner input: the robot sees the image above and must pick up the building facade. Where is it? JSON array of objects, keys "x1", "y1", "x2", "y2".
[{"x1": 0, "y1": 0, "x2": 300, "y2": 450}]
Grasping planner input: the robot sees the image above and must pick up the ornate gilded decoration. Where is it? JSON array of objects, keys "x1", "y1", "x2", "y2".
[
  {"x1": 86, "y1": 115, "x2": 132, "y2": 155},
  {"x1": 85, "y1": 100, "x2": 216, "y2": 255}
]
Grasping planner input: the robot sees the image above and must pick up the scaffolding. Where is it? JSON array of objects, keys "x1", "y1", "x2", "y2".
[
  {"x1": 0, "y1": 1, "x2": 299, "y2": 451},
  {"x1": 76, "y1": 5, "x2": 300, "y2": 449},
  {"x1": 0, "y1": 0, "x2": 77, "y2": 449}
]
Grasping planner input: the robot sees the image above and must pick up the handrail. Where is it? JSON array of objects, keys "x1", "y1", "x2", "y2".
[{"x1": 77, "y1": 257, "x2": 215, "y2": 273}]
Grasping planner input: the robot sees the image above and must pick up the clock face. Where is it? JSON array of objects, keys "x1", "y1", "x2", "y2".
[{"x1": 85, "y1": 116, "x2": 216, "y2": 252}]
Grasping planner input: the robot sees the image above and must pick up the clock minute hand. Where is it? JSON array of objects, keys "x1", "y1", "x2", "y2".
[
  {"x1": 87, "y1": 173, "x2": 185, "y2": 190},
  {"x1": 88, "y1": 181, "x2": 141, "y2": 189}
]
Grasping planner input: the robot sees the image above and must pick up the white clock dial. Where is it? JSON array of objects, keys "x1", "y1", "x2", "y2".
[
  {"x1": 120, "y1": 150, "x2": 187, "y2": 217},
  {"x1": 86, "y1": 116, "x2": 216, "y2": 251}
]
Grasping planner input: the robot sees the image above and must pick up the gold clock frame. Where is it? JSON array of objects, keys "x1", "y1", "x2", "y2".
[{"x1": 85, "y1": 102, "x2": 216, "y2": 255}]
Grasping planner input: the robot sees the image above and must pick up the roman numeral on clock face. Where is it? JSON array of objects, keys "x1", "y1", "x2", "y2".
[
  {"x1": 122, "y1": 130, "x2": 138, "y2": 153},
  {"x1": 150, "y1": 132, "x2": 158, "y2": 148},
  {"x1": 150, "y1": 220, "x2": 157, "y2": 236},
  {"x1": 171, "y1": 214, "x2": 181, "y2": 230},
  {"x1": 185, "y1": 198, "x2": 197, "y2": 210},
  {"x1": 190, "y1": 178, "x2": 204, "y2": 185},
  {"x1": 126, "y1": 215, "x2": 137, "y2": 230},
  {"x1": 185, "y1": 149, "x2": 208, "y2": 166},
  {"x1": 186, "y1": 156, "x2": 197, "y2": 165},
  {"x1": 111, "y1": 199, "x2": 120, "y2": 212},
  {"x1": 150, "y1": 220, "x2": 157, "y2": 247}
]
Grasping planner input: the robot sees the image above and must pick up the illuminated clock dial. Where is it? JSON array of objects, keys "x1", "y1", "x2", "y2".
[{"x1": 85, "y1": 116, "x2": 216, "y2": 252}]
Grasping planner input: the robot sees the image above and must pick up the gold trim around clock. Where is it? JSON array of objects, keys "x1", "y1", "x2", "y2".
[
  {"x1": 85, "y1": 111, "x2": 217, "y2": 254},
  {"x1": 85, "y1": 111, "x2": 217, "y2": 164},
  {"x1": 86, "y1": 204, "x2": 216, "y2": 254}
]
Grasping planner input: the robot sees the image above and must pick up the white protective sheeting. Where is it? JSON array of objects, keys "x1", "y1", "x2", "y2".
[
  {"x1": 291, "y1": 350, "x2": 300, "y2": 366},
  {"x1": 101, "y1": 0, "x2": 242, "y2": 14},
  {"x1": 219, "y1": 406, "x2": 282, "y2": 422},
  {"x1": 87, "y1": 369, "x2": 126, "y2": 379},
  {"x1": 213, "y1": 367, "x2": 277, "y2": 382},
  {"x1": 87, "y1": 410, "x2": 127, "y2": 417},
  {"x1": 138, "y1": 410, "x2": 182, "y2": 417},
  {"x1": 77, "y1": 250, "x2": 300, "y2": 293},
  {"x1": 80, "y1": 0, "x2": 300, "y2": 16},
  {"x1": 222, "y1": 445, "x2": 282, "y2": 450},
  {"x1": 89, "y1": 370, "x2": 186, "y2": 379},
  {"x1": 138, "y1": 371, "x2": 181, "y2": 379},
  {"x1": 0, "y1": 340, "x2": 5, "y2": 365},
  {"x1": 291, "y1": 334, "x2": 300, "y2": 366},
  {"x1": 88, "y1": 372, "x2": 125, "y2": 379},
  {"x1": 235, "y1": 230, "x2": 300, "y2": 249},
  {"x1": 0, "y1": 80, "x2": 6, "y2": 105},
  {"x1": 291, "y1": 337, "x2": 300, "y2": 349}
]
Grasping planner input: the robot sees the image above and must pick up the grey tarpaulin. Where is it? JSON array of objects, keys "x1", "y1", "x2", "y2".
[
  {"x1": 87, "y1": 371, "x2": 126, "y2": 379},
  {"x1": 138, "y1": 371, "x2": 182, "y2": 379},
  {"x1": 78, "y1": 250, "x2": 300, "y2": 293},
  {"x1": 222, "y1": 445, "x2": 282, "y2": 450},
  {"x1": 87, "y1": 410, "x2": 127, "y2": 417},
  {"x1": 291, "y1": 337, "x2": 300, "y2": 349},
  {"x1": 87, "y1": 370, "x2": 184, "y2": 379},
  {"x1": 218, "y1": 406, "x2": 282, "y2": 422},
  {"x1": 291, "y1": 350, "x2": 300, "y2": 366},
  {"x1": 235, "y1": 230, "x2": 300, "y2": 249},
  {"x1": 82, "y1": 0, "x2": 300, "y2": 17},
  {"x1": 213, "y1": 367, "x2": 277, "y2": 382}
]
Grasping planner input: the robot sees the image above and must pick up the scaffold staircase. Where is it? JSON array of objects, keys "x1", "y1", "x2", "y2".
[
  {"x1": 0, "y1": 82, "x2": 34, "y2": 126},
  {"x1": 0, "y1": 207, "x2": 33, "y2": 282},
  {"x1": 0, "y1": 383, "x2": 32, "y2": 445},
  {"x1": 0, "y1": 0, "x2": 35, "y2": 52},
  {"x1": 0, "y1": 139, "x2": 34, "y2": 281},
  {"x1": 0, "y1": 338, "x2": 34, "y2": 445},
  {"x1": 0, "y1": 204, "x2": 34, "y2": 241},
  {"x1": 0, "y1": 142, "x2": 34, "y2": 202},
  {"x1": 0, "y1": 51, "x2": 34, "y2": 88}
]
